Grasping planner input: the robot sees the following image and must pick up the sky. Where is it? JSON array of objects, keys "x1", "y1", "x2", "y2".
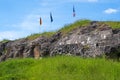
[{"x1": 0, "y1": 0, "x2": 120, "y2": 41}]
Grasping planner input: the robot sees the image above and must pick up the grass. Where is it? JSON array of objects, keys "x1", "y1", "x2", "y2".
[
  {"x1": 0, "y1": 20, "x2": 120, "y2": 41},
  {"x1": 104, "y1": 21, "x2": 120, "y2": 29},
  {"x1": 59, "y1": 19, "x2": 91, "y2": 35},
  {"x1": 26, "y1": 20, "x2": 91, "y2": 40},
  {"x1": 26, "y1": 31, "x2": 56, "y2": 40},
  {"x1": 0, "y1": 56, "x2": 120, "y2": 80},
  {"x1": 0, "y1": 20, "x2": 120, "y2": 79},
  {"x1": 0, "y1": 39, "x2": 10, "y2": 43},
  {"x1": 24, "y1": 20, "x2": 120, "y2": 40}
]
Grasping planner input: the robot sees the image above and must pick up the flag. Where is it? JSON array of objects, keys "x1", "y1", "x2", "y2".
[
  {"x1": 50, "y1": 12, "x2": 53, "y2": 22},
  {"x1": 40, "y1": 17, "x2": 42, "y2": 25},
  {"x1": 73, "y1": 5, "x2": 76, "y2": 17}
]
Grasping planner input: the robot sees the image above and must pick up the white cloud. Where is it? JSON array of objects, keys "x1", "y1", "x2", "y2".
[
  {"x1": 19, "y1": 14, "x2": 40, "y2": 31},
  {"x1": 104, "y1": 8, "x2": 118, "y2": 14},
  {"x1": 0, "y1": 31, "x2": 26, "y2": 41},
  {"x1": 0, "y1": 14, "x2": 43, "y2": 41},
  {"x1": 11, "y1": 14, "x2": 43, "y2": 32},
  {"x1": 1, "y1": 0, "x2": 100, "y2": 41},
  {"x1": 0, "y1": 5, "x2": 58, "y2": 41}
]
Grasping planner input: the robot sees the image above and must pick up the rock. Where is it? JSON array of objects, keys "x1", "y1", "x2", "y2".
[
  {"x1": 34, "y1": 46, "x2": 40, "y2": 59},
  {"x1": 50, "y1": 22, "x2": 120, "y2": 58},
  {"x1": 0, "y1": 21, "x2": 120, "y2": 62},
  {"x1": 0, "y1": 54, "x2": 6, "y2": 62}
]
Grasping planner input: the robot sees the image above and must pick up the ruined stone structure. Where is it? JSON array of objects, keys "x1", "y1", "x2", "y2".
[{"x1": 0, "y1": 22, "x2": 120, "y2": 62}]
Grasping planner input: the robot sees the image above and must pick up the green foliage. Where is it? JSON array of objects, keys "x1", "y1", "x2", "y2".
[
  {"x1": 104, "y1": 21, "x2": 120, "y2": 29},
  {"x1": 0, "y1": 56, "x2": 120, "y2": 80},
  {"x1": 59, "y1": 19, "x2": 91, "y2": 35},
  {"x1": 26, "y1": 32, "x2": 56, "y2": 40},
  {"x1": 0, "y1": 39, "x2": 10, "y2": 43},
  {"x1": 26, "y1": 19, "x2": 91, "y2": 40},
  {"x1": 24, "y1": 20, "x2": 120, "y2": 40},
  {"x1": 0, "y1": 58, "x2": 36, "y2": 80}
]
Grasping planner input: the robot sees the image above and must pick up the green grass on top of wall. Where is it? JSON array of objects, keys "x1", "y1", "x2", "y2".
[
  {"x1": 1, "y1": 20, "x2": 120, "y2": 41},
  {"x1": 26, "y1": 31, "x2": 56, "y2": 40},
  {"x1": 59, "y1": 19, "x2": 91, "y2": 35},
  {"x1": 104, "y1": 21, "x2": 120, "y2": 29}
]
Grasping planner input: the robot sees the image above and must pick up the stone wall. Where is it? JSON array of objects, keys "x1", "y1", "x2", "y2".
[{"x1": 0, "y1": 22, "x2": 120, "y2": 62}]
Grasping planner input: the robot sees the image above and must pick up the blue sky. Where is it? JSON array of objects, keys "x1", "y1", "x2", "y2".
[{"x1": 0, "y1": 0, "x2": 120, "y2": 41}]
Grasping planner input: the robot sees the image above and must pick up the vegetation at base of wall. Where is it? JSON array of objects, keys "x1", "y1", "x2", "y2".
[{"x1": 0, "y1": 56, "x2": 120, "y2": 80}]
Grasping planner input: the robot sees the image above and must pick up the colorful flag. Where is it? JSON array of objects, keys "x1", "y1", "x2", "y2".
[
  {"x1": 73, "y1": 5, "x2": 76, "y2": 17},
  {"x1": 40, "y1": 17, "x2": 42, "y2": 25},
  {"x1": 50, "y1": 12, "x2": 53, "y2": 22}
]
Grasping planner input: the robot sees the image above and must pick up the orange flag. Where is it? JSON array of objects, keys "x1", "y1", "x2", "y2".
[{"x1": 40, "y1": 17, "x2": 42, "y2": 25}]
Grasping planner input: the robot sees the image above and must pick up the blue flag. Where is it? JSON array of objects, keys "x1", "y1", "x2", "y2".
[
  {"x1": 73, "y1": 5, "x2": 76, "y2": 17},
  {"x1": 50, "y1": 12, "x2": 53, "y2": 22}
]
